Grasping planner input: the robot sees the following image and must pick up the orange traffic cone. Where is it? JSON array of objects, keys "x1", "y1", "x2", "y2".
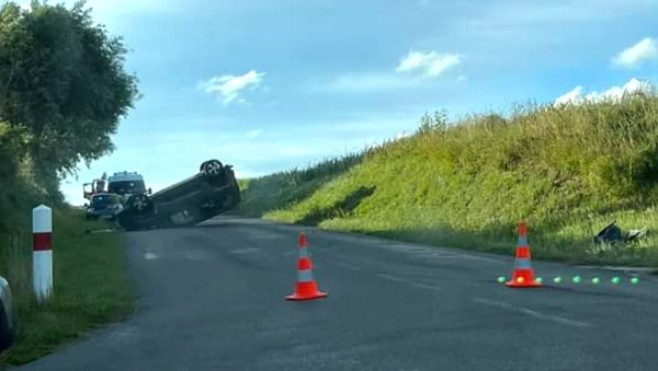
[
  {"x1": 506, "y1": 221, "x2": 541, "y2": 288},
  {"x1": 286, "y1": 232, "x2": 328, "y2": 301}
]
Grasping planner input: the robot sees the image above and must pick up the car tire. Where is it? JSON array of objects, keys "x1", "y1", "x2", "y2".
[
  {"x1": 201, "y1": 159, "x2": 223, "y2": 178},
  {"x1": 128, "y1": 194, "x2": 154, "y2": 214},
  {"x1": 0, "y1": 301, "x2": 14, "y2": 352}
]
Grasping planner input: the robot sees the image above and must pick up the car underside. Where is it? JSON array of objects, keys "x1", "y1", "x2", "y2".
[{"x1": 115, "y1": 159, "x2": 241, "y2": 231}]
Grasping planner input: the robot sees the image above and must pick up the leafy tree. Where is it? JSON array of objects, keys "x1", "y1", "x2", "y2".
[
  {"x1": 0, "y1": 0, "x2": 139, "y2": 196},
  {"x1": 0, "y1": 121, "x2": 29, "y2": 227}
]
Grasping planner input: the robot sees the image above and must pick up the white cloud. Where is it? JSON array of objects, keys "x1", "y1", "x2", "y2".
[
  {"x1": 554, "y1": 86, "x2": 585, "y2": 105},
  {"x1": 612, "y1": 37, "x2": 658, "y2": 68},
  {"x1": 323, "y1": 50, "x2": 461, "y2": 93},
  {"x1": 396, "y1": 131, "x2": 410, "y2": 140},
  {"x1": 246, "y1": 129, "x2": 263, "y2": 138},
  {"x1": 322, "y1": 50, "x2": 462, "y2": 93},
  {"x1": 554, "y1": 78, "x2": 652, "y2": 106},
  {"x1": 396, "y1": 51, "x2": 461, "y2": 78},
  {"x1": 198, "y1": 70, "x2": 266, "y2": 105}
]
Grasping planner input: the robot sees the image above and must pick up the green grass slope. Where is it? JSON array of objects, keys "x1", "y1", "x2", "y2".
[
  {"x1": 237, "y1": 93, "x2": 658, "y2": 269},
  {"x1": 0, "y1": 208, "x2": 136, "y2": 366},
  {"x1": 1, "y1": 124, "x2": 136, "y2": 366}
]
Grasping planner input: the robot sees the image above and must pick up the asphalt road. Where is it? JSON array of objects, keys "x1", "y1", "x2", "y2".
[{"x1": 15, "y1": 217, "x2": 658, "y2": 371}]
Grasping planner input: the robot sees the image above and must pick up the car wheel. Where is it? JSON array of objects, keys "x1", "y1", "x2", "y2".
[
  {"x1": 201, "y1": 159, "x2": 223, "y2": 177},
  {"x1": 130, "y1": 194, "x2": 153, "y2": 213}
]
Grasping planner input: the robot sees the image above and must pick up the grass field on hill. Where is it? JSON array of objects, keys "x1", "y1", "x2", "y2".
[
  {"x1": 0, "y1": 208, "x2": 135, "y2": 366},
  {"x1": 237, "y1": 93, "x2": 658, "y2": 270}
]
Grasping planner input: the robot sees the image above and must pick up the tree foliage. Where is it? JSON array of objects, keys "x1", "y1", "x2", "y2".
[
  {"x1": 0, "y1": 121, "x2": 31, "y2": 228},
  {"x1": 0, "y1": 0, "x2": 139, "y2": 193}
]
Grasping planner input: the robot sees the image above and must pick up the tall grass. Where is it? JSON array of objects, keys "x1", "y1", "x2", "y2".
[
  {"x1": 237, "y1": 92, "x2": 658, "y2": 268},
  {"x1": 1, "y1": 102, "x2": 134, "y2": 367},
  {"x1": 236, "y1": 151, "x2": 367, "y2": 217},
  {"x1": 0, "y1": 208, "x2": 136, "y2": 366}
]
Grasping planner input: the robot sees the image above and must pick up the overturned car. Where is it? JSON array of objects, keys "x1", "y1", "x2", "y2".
[{"x1": 116, "y1": 159, "x2": 241, "y2": 231}]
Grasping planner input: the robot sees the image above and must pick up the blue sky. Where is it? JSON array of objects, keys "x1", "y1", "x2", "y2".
[{"x1": 29, "y1": 0, "x2": 658, "y2": 205}]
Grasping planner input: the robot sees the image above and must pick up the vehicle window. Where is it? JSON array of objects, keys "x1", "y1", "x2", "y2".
[
  {"x1": 91, "y1": 195, "x2": 120, "y2": 207},
  {"x1": 108, "y1": 181, "x2": 146, "y2": 195}
]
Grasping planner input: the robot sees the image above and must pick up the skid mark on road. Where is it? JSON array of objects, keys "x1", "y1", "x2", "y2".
[{"x1": 473, "y1": 297, "x2": 592, "y2": 328}]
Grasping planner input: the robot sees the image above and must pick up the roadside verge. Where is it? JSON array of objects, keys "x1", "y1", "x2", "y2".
[{"x1": 0, "y1": 207, "x2": 136, "y2": 367}]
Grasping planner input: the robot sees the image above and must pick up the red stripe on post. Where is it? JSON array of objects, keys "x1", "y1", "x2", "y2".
[{"x1": 33, "y1": 232, "x2": 52, "y2": 251}]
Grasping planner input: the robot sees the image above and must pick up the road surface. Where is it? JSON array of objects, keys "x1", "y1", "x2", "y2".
[{"x1": 15, "y1": 217, "x2": 658, "y2": 371}]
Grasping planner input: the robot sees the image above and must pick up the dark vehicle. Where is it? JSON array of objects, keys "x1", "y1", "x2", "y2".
[
  {"x1": 0, "y1": 275, "x2": 14, "y2": 353},
  {"x1": 85, "y1": 193, "x2": 124, "y2": 220},
  {"x1": 116, "y1": 159, "x2": 241, "y2": 231}
]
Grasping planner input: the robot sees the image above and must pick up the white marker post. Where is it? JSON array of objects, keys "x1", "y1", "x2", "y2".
[{"x1": 33, "y1": 205, "x2": 53, "y2": 303}]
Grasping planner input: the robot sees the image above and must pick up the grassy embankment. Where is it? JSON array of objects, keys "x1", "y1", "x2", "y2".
[
  {"x1": 1, "y1": 126, "x2": 135, "y2": 367},
  {"x1": 237, "y1": 93, "x2": 658, "y2": 270},
  {"x1": 0, "y1": 207, "x2": 136, "y2": 366}
]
